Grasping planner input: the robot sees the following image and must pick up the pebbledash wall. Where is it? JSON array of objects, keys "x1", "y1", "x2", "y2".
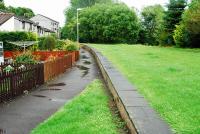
[{"x1": 83, "y1": 45, "x2": 172, "y2": 134}]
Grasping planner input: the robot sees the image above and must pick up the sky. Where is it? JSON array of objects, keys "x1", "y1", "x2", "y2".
[{"x1": 4, "y1": 0, "x2": 169, "y2": 27}]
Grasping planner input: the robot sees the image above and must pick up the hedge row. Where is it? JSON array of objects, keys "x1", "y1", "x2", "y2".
[{"x1": 0, "y1": 31, "x2": 37, "y2": 50}]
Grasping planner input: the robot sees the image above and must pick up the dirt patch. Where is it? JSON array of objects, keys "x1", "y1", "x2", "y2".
[{"x1": 48, "y1": 83, "x2": 66, "y2": 87}]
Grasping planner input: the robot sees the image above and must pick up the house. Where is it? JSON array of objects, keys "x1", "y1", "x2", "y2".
[
  {"x1": 30, "y1": 14, "x2": 60, "y2": 37},
  {"x1": 0, "y1": 13, "x2": 55, "y2": 37}
]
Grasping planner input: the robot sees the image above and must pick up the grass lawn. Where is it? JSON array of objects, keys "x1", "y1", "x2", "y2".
[
  {"x1": 90, "y1": 44, "x2": 200, "y2": 134},
  {"x1": 31, "y1": 79, "x2": 123, "y2": 134}
]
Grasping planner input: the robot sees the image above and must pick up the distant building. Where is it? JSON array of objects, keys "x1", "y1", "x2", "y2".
[
  {"x1": 31, "y1": 14, "x2": 60, "y2": 37},
  {"x1": 0, "y1": 13, "x2": 55, "y2": 37}
]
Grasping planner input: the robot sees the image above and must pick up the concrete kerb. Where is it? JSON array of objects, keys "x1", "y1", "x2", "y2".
[{"x1": 82, "y1": 45, "x2": 172, "y2": 134}]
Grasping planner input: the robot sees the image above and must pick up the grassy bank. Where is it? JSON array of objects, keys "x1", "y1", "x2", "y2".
[
  {"x1": 31, "y1": 79, "x2": 123, "y2": 134},
  {"x1": 91, "y1": 44, "x2": 200, "y2": 134}
]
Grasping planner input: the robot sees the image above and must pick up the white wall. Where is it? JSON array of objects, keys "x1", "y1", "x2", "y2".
[
  {"x1": 0, "y1": 16, "x2": 15, "y2": 31},
  {"x1": 31, "y1": 15, "x2": 59, "y2": 34},
  {"x1": 14, "y1": 18, "x2": 23, "y2": 31}
]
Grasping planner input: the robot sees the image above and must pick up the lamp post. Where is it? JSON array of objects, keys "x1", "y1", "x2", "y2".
[{"x1": 77, "y1": 8, "x2": 83, "y2": 43}]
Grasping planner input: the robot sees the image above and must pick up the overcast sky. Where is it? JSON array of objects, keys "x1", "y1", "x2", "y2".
[{"x1": 4, "y1": 0, "x2": 169, "y2": 27}]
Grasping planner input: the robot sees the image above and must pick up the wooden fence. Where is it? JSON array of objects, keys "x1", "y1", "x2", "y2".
[
  {"x1": 43, "y1": 54, "x2": 72, "y2": 82},
  {"x1": 0, "y1": 63, "x2": 44, "y2": 102},
  {"x1": 0, "y1": 51, "x2": 78, "y2": 102}
]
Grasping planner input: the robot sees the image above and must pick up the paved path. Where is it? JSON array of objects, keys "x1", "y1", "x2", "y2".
[{"x1": 0, "y1": 49, "x2": 99, "y2": 134}]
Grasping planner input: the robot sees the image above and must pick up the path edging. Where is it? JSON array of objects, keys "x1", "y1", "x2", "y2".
[{"x1": 83, "y1": 45, "x2": 172, "y2": 134}]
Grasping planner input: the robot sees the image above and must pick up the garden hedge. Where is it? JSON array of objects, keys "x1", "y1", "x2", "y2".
[{"x1": 0, "y1": 31, "x2": 37, "y2": 50}]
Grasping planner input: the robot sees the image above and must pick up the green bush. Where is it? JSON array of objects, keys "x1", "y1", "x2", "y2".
[
  {"x1": 0, "y1": 32, "x2": 37, "y2": 50},
  {"x1": 42, "y1": 36, "x2": 56, "y2": 51},
  {"x1": 38, "y1": 37, "x2": 46, "y2": 50},
  {"x1": 56, "y1": 40, "x2": 67, "y2": 50},
  {"x1": 63, "y1": 3, "x2": 140, "y2": 43},
  {"x1": 15, "y1": 51, "x2": 37, "y2": 64},
  {"x1": 80, "y1": 3, "x2": 140, "y2": 43},
  {"x1": 173, "y1": 24, "x2": 189, "y2": 47},
  {"x1": 181, "y1": 0, "x2": 200, "y2": 48},
  {"x1": 64, "y1": 40, "x2": 79, "y2": 51}
]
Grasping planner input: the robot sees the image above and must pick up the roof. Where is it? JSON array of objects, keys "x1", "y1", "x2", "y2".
[
  {"x1": 35, "y1": 14, "x2": 59, "y2": 24},
  {"x1": 0, "y1": 13, "x2": 14, "y2": 25},
  {"x1": 15, "y1": 15, "x2": 35, "y2": 24}
]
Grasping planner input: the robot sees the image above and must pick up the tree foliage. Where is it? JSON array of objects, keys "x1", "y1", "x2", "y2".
[
  {"x1": 7, "y1": 6, "x2": 35, "y2": 19},
  {"x1": 0, "y1": 1, "x2": 35, "y2": 19},
  {"x1": 62, "y1": 0, "x2": 114, "y2": 39},
  {"x1": 78, "y1": 3, "x2": 140, "y2": 43},
  {"x1": 140, "y1": 5, "x2": 165, "y2": 45},
  {"x1": 65, "y1": 0, "x2": 113, "y2": 22},
  {"x1": 163, "y1": 0, "x2": 187, "y2": 45},
  {"x1": 174, "y1": 0, "x2": 200, "y2": 48}
]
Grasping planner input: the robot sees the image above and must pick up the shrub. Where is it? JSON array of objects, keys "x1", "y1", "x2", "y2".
[
  {"x1": 64, "y1": 40, "x2": 79, "y2": 51},
  {"x1": 15, "y1": 51, "x2": 37, "y2": 64},
  {"x1": 56, "y1": 40, "x2": 67, "y2": 50},
  {"x1": 0, "y1": 32, "x2": 37, "y2": 50},
  {"x1": 173, "y1": 24, "x2": 189, "y2": 47},
  {"x1": 42, "y1": 36, "x2": 56, "y2": 51},
  {"x1": 182, "y1": 0, "x2": 200, "y2": 48},
  {"x1": 38, "y1": 37, "x2": 46, "y2": 50}
]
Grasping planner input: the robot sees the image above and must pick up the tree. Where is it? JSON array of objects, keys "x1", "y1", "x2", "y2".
[
  {"x1": 163, "y1": 0, "x2": 187, "y2": 45},
  {"x1": 140, "y1": 5, "x2": 165, "y2": 45},
  {"x1": 175, "y1": 0, "x2": 200, "y2": 48},
  {"x1": 7, "y1": 6, "x2": 35, "y2": 19},
  {"x1": 0, "y1": 0, "x2": 6, "y2": 10},
  {"x1": 65, "y1": 0, "x2": 113, "y2": 22},
  {"x1": 62, "y1": 0, "x2": 114, "y2": 39},
  {"x1": 77, "y1": 3, "x2": 140, "y2": 43}
]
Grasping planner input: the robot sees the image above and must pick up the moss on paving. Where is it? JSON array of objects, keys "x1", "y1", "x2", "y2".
[
  {"x1": 91, "y1": 44, "x2": 200, "y2": 134},
  {"x1": 31, "y1": 79, "x2": 121, "y2": 134}
]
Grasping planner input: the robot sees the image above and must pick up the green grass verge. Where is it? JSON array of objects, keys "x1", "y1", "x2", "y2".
[
  {"x1": 31, "y1": 79, "x2": 121, "y2": 134},
  {"x1": 90, "y1": 44, "x2": 200, "y2": 134}
]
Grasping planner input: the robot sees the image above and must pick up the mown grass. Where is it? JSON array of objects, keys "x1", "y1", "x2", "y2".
[
  {"x1": 91, "y1": 44, "x2": 200, "y2": 134},
  {"x1": 31, "y1": 79, "x2": 122, "y2": 134}
]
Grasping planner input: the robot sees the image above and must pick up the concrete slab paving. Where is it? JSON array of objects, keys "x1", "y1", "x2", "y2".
[{"x1": 0, "y1": 49, "x2": 100, "y2": 134}]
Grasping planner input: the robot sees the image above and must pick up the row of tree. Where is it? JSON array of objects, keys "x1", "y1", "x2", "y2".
[
  {"x1": 141, "y1": 0, "x2": 200, "y2": 48},
  {"x1": 62, "y1": 0, "x2": 199, "y2": 48},
  {"x1": 0, "y1": 0, "x2": 35, "y2": 19}
]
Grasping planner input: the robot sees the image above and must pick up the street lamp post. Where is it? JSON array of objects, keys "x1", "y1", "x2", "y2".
[{"x1": 77, "y1": 8, "x2": 83, "y2": 43}]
